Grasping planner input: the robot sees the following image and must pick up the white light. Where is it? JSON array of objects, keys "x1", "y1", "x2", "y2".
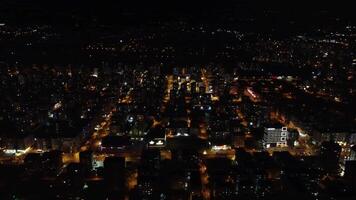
[
  {"x1": 53, "y1": 102, "x2": 62, "y2": 110},
  {"x1": 211, "y1": 145, "x2": 231, "y2": 151},
  {"x1": 299, "y1": 131, "x2": 307, "y2": 137},
  {"x1": 4, "y1": 149, "x2": 16, "y2": 154},
  {"x1": 149, "y1": 141, "x2": 155, "y2": 145},
  {"x1": 128, "y1": 116, "x2": 134, "y2": 123},
  {"x1": 156, "y1": 140, "x2": 164, "y2": 145}
]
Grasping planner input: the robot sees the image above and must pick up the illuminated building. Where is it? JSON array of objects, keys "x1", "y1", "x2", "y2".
[{"x1": 262, "y1": 125, "x2": 288, "y2": 149}]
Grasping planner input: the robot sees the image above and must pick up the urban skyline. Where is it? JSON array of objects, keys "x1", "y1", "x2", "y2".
[{"x1": 0, "y1": 1, "x2": 355, "y2": 200}]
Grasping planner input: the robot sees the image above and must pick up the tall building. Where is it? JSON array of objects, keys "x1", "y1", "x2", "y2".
[
  {"x1": 348, "y1": 145, "x2": 356, "y2": 161},
  {"x1": 80, "y1": 150, "x2": 93, "y2": 172},
  {"x1": 104, "y1": 156, "x2": 126, "y2": 192},
  {"x1": 320, "y1": 141, "x2": 341, "y2": 174},
  {"x1": 344, "y1": 161, "x2": 356, "y2": 188},
  {"x1": 262, "y1": 125, "x2": 288, "y2": 149}
]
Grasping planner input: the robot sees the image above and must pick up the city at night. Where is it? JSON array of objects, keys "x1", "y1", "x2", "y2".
[{"x1": 0, "y1": 1, "x2": 355, "y2": 200}]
